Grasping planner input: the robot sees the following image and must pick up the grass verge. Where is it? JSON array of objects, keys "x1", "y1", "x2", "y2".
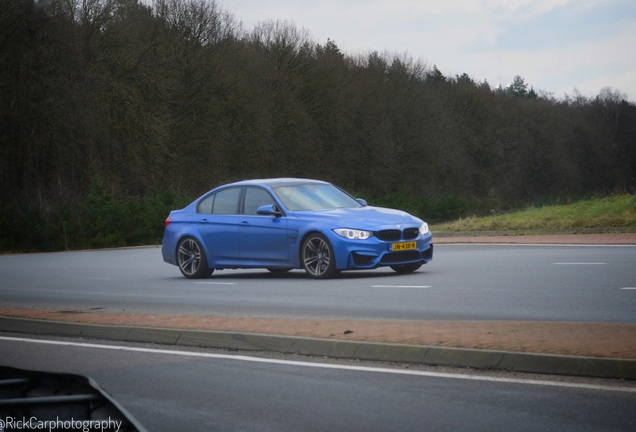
[{"x1": 431, "y1": 195, "x2": 636, "y2": 233}]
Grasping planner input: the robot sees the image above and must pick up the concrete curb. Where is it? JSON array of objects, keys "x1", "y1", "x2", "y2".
[{"x1": 2, "y1": 317, "x2": 635, "y2": 380}]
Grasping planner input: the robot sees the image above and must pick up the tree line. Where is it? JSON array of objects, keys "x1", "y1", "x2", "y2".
[{"x1": 1, "y1": 0, "x2": 635, "y2": 252}]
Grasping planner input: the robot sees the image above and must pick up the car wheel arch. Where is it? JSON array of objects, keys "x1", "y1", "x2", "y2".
[
  {"x1": 297, "y1": 230, "x2": 329, "y2": 261},
  {"x1": 176, "y1": 233, "x2": 205, "y2": 256}
]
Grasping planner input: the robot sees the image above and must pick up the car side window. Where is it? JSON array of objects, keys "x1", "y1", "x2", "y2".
[
  {"x1": 212, "y1": 188, "x2": 241, "y2": 214},
  {"x1": 198, "y1": 195, "x2": 215, "y2": 214},
  {"x1": 244, "y1": 187, "x2": 275, "y2": 215}
]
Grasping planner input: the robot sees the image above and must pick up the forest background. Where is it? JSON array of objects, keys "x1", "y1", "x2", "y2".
[{"x1": 1, "y1": 0, "x2": 635, "y2": 252}]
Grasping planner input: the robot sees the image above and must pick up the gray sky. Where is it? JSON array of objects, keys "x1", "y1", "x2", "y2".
[{"x1": 220, "y1": 0, "x2": 636, "y2": 101}]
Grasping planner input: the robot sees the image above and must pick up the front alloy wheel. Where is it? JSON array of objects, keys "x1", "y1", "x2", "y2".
[
  {"x1": 301, "y1": 233, "x2": 338, "y2": 279},
  {"x1": 177, "y1": 238, "x2": 212, "y2": 279}
]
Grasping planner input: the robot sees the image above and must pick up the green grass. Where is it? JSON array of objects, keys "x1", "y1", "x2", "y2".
[{"x1": 431, "y1": 195, "x2": 636, "y2": 232}]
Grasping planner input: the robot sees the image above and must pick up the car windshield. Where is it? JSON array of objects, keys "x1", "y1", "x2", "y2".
[{"x1": 273, "y1": 184, "x2": 363, "y2": 211}]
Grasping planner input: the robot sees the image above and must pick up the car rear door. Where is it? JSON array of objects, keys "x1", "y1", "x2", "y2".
[{"x1": 196, "y1": 187, "x2": 240, "y2": 260}]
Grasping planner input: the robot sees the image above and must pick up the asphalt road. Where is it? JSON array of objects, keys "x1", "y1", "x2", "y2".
[
  {"x1": 1, "y1": 335, "x2": 635, "y2": 432},
  {"x1": 0, "y1": 244, "x2": 635, "y2": 323}
]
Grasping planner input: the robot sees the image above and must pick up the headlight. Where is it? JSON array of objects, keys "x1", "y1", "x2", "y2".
[
  {"x1": 334, "y1": 228, "x2": 372, "y2": 240},
  {"x1": 419, "y1": 223, "x2": 429, "y2": 235}
]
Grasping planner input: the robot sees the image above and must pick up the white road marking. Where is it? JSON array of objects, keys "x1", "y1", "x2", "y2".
[
  {"x1": 620, "y1": 287, "x2": 636, "y2": 290},
  {"x1": 371, "y1": 285, "x2": 432, "y2": 289},
  {"x1": 1, "y1": 336, "x2": 633, "y2": 393},
  {"x1": 553, "y1": 262, "x2": 607, "y2": 265}
]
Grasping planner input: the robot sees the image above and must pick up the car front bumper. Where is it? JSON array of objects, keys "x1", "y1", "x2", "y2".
[{"x1": 331, "y1": 233, "x2": 433, "y2": 270}]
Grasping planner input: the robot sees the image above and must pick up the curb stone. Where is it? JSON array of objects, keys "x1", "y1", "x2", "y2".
[{"x1": 2, "y1": 317, "x2": 635, "y2": 380}]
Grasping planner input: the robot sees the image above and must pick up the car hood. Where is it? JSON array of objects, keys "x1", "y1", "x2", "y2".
[{"x1": 288, "y1": 206, "x2": 423, "y2": 229}]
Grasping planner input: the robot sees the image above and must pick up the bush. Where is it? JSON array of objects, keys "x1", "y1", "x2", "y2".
[
  {"x1": 366, "y1": 185, "x2": 470, "y2": 223},
  {"x1": 78, "y1": 181, "x2": 191, "y2": 249},
  {"x1": 0, "y1": 180, "x2": 192, "y2": 253}
]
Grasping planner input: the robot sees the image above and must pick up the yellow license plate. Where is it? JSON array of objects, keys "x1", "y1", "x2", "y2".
[{"x1": 391, "y1": 241, "x2": 417, "y2": 251}]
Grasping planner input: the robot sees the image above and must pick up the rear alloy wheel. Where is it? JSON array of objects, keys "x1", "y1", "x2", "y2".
[
  {"x1": 301, "y1": 233, "x2": 339, "y2": 279},
  {"x1": 390, "y1": 263, "x2": 422, "y2": 274},
  {"x1": 177, "y1": 238, "x2": 213, "y2": 279}
]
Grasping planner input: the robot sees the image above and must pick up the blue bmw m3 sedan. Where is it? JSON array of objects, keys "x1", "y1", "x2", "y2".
[{"x1": 162, "y1": 178, "x2": 433, "y2": 279}]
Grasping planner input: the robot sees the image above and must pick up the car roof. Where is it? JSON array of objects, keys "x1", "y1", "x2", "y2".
[{"x1": 224, "y1": 178, "x2": 330, "y2": 188}]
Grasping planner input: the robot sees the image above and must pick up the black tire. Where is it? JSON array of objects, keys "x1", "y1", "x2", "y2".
[
  {"x1": 390, "y1": 263, "x2": 423, "y2": 274},
  {"x1": 177, "y1": 237, "x2": 213, "y2": 279},
  {"x1": 301, "y1": 233, "x2": 339, "y2": 279}
]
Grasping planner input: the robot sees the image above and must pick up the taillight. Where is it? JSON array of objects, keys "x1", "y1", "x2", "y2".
[{"x1": 164, "y1": 216, "x2": 171, "y2": 230}]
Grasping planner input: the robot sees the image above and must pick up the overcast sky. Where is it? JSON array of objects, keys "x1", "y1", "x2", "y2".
[{"x1": 219, "y1": 0, "x2": 636, "y2": 102}]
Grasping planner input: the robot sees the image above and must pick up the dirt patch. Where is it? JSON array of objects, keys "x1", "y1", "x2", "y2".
[{"x1": 2, "y1": 307, "x2": 635, "y2": 359}]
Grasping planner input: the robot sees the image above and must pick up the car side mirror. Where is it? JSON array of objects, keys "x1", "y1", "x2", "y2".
[
  {"x1": 256, "y1": 204, "x2": 283, "y2": 216},
  {"x1": 356, "y1": 198, "x2": 367, "y2": 206}
]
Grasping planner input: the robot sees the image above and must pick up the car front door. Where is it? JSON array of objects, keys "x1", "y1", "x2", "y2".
[{"x1": 238, "y1": 187, "x2": 289, "y2": 262}]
